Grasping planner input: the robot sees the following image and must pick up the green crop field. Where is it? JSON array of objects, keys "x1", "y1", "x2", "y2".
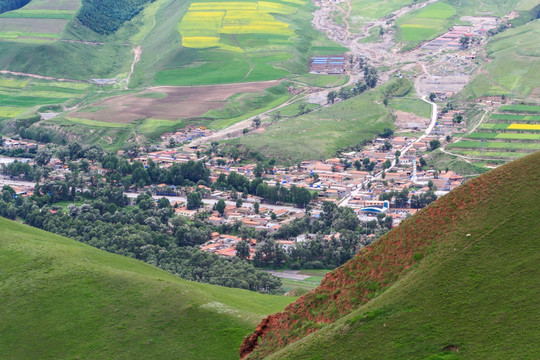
[
  {"x1": 447, "y1": 140, "x2": 540, "y2": 150},
  {"x1": 348, "y1": 0, "x2": 417, "y2": 33},
  {"x1": 396, "y1": 2, "x2": 456, "y2": 50},
  {"x1": 489, "y1": 113, "x2": 540, "y2": 122},
  {"x1": 0, "y1": 217, "x2": 293, "y2": 359},
  {"x1": 0, "y1": 76, "x2": 97, "y2": 119},
  {"x1": 499, "y1": 104, "x2": 540, "y2": 113},
  {"x1": 463, "y1": 20, "x2": 540, "y2": 101},
  {"x1": 465, "y1": 132, "x2": 540, "y2": 140}
]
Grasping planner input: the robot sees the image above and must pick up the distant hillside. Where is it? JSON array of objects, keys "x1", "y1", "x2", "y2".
[
  {"x1": 0, "y1": 218, "x2": 293, "y2": 359},
  {"x1": 242, "y1": 151, "x2": 540, "y2": 359}
]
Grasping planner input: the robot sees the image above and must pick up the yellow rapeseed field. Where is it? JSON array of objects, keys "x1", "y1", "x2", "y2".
[
  {"x1": 179, "y1": 0, "x2": 303, "y2": 50},
  {"x1": 507, "y1": 124, "x2": 540, "y2": 130}
]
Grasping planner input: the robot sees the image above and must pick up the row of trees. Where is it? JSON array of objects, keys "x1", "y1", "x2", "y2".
[{"x1": 214, "y1": 171, "x2": 312, "y2": 207}]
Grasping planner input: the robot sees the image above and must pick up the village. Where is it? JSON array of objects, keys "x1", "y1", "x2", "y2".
[{"x1": 1, "y1": 98, "x2": 474, "y2": 261}]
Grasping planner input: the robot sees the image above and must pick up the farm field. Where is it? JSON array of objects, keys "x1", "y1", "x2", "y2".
[
  {"x1": 348, "y1": 0, "x2": 419, "y2": 33},
  {"x1": 69, "y1": 81, "x2": 282, "y2": 123},
  {"x1": 0, "y1": 0, "x2": 80, "y2": 41},
  {"x1": 462, "y1": 20, "x2": 540, "y2": 101},
  {"x1": 479, "y1": 123, "x2": 540, "y2": 131},
  {"x1": 0, "y1": 76, "x2": 97, "y2": 120},
  {"x1": 143, "y1": 0, "x2": 342, "y2": 86},
  {"x1": 499, "y1": 104, "x2": 540, "y2": 113},
  {"x1": 0, "y1": 217, "x2": 293, "y2": 359},
  {"x1": 447, "y1": 140, "x2": 540, "y2": 151},
  {"x1": 489, "y1": 113, "x2": 540, "y2": 122},
  {"x1": 396, "y1": 2, "x2": 456, "y2": 50},
  {"x1": 464, "y1": 132, "x2": 540, "y2": 140}
]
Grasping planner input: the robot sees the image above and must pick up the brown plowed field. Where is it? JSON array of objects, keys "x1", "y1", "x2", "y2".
[{"x1": 71, "y1": 81, "x2": 280, "y2": 123}]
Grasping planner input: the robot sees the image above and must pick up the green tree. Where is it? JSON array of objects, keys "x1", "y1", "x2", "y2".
[
  {"x1": 215, "y1": 199, "x2": 226, "y2": 215},
  {"x1": 187, "y1": 192, "x2": 202, "y2": 210},
  {"x1": 235, "y1": 240, "x2": 251, "y2": 260},
  {"x1": 236, "y1": 198, "x2": 243, "y2": 208},
  {"x1": 327, "y1": 90, "x2": 337, "y2": 104},
  {"x1": 253, "y1": 202, "x2": 260, "y2": 214},
  {"x1": 429, "y1": 139, "x2": 441, "y2": 151}
]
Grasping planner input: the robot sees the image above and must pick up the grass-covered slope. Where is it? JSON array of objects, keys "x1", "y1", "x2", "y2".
[
  {"x1": 242, "y1": 151, "x2": 540, "y2": 359},
  {"x1": 0, "y1": 217, "x2": 293, "y2": 359},
  {"x1": 462, "y1": 19, "x2": 540, "y2": 101}
]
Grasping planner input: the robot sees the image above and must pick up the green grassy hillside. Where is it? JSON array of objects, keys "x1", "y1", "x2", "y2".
[
  {"x1": 462, "y1": 19, "x2": 540, "y2": 101},
  {"x1": 242, "y1": 151, "x2": 540, "y2": 359},
  {"x1": 0, "y1": 217, "x2": 293, "y2": 359}
]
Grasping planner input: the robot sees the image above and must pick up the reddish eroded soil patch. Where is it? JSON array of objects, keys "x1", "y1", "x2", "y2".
[
  {"x1": 71, "y1": 81, "x2": 280, "y2": 123},
  {"x1": 241, "y1": 153, "x2": 540, "y2": 359}
]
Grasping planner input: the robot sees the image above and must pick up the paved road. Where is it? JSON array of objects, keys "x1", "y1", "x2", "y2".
[{"x1": 125, "y1": 192, "x2": 306, "y2": 213}]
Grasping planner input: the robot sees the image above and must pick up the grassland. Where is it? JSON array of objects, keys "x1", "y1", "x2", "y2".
[
  {"x1": 225, "y1": 79, "x2": 416, "y2": 162},
  {"x1": 0, "y1": 217, "x2": 293, "y2": 359},
  {"x1": 226, "y1": 86, "x2": 392, "y2": 162},
  {"x1": 248, "y1": 152, "x2": 540, "y2": 359},
  {"x1": 388, "y1": 97, "x2": 431, "y2": 118},
  {"x1": 447, "y1": 140, "x2": 540, "y2": 150},
  {"x1": 462, "y1": 20, "x2": 540, "y2": 101}
]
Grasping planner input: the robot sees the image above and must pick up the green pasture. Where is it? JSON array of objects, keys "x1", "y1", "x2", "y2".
[
  {"x1": 464, "y1": 20, "x2": 540, "y2": 101},
  {"x1": 428, "y1": 150, "x2": 489, "y2": 175},
  {"x1": 0, "y1": 217, "x2": 293, "y2": 360},
  {"x1": 451, "y1": 150, "x2": 526, "y2": 158},
  {"x1": 226, "y1": 84, "x2": 394, "y2": 162},
  {"x1": 268, "y1": 101, "x2": 319, "y2": 117},
  {"x1": 388, "y1": 97, "x2": 431, "y2": 118}
]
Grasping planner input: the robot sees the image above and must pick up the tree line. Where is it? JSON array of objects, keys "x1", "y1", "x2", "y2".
[
  {"x1": 77, "y1": 0, "x2": 156, "y2": 35},
  {"x1": 0, "y1": 0, "x2": 30, "y2": 14}
]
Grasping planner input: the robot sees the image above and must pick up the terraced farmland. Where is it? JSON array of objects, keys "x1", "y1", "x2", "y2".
[
  {"x1": 450, "y1": 106, "x2": 540, "y2": 159},
  {"x1": 0, "y1": 0, "x2": 80, "y2": 42},
  {"x1": 154, "y1": 0, "x2": 326, "y2": 85},
  {"x1": 0, "y1": 76, "x2": 96, "y2": 120}
]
